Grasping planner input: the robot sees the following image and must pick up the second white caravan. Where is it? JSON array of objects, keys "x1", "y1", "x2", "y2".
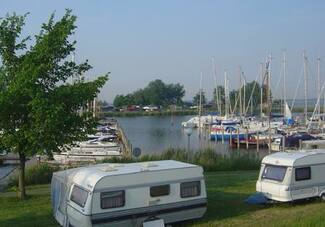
[{"x1": 256, "y1": 150, "x2": 325, "y2": 202}]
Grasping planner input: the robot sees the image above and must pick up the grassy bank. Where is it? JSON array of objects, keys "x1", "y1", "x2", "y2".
[
  {"x1": 104, "y1": 110, "x2": 197, "y2": 117},
  {"x1": 103, "y1": 148, "x2": 261, "y2": 171},
  {"x1": 2, "y1": 171, "x2": 325, "y2": 226}
]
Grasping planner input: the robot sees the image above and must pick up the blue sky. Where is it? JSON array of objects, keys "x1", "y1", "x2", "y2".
[{"x1": 2, "y1": 0, "x2": 325, "y2": 102}]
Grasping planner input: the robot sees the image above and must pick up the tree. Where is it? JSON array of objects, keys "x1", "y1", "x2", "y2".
[
  {"x1": 113, "y1": 95, "x2": 126, "y2": 108},
  {"x1": 113, "y1": 79, "x2": 185, "y2": 107},
  {"x1": 0, "y1": 11, "x2": 108, "y2": 199},
  {"x1": 193, "y1": 91, "x2": 206, "y2": 106}
]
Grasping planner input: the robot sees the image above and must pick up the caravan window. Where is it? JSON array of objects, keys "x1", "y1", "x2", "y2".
[
  {"x1": 150, "y1": 185, "x2": 170, "y2": 197},
  {"x1": 295, "y1": 167, "x2": 311, "y2": 181},
  {"x1": 70, "y1": 185, "x2": 88, "y2": 208},
  {"x1": 101, "y1": 191, "x2": 125, "y2": 209},
  {"x1": 180, "y1": 181, "x2": 201, "y2": 198},
  {"x1": 262, "y1": 165, "x2": 287, "y2": 182}
]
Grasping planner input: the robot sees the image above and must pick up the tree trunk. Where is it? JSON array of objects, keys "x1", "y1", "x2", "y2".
[{"x1": 18, "y1": 153, "x2": 26, "y2": 200}]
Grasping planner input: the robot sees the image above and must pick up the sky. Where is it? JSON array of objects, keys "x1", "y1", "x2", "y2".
[{"x1": 2, "y1": 0, "x2": 325, "y2": 102}]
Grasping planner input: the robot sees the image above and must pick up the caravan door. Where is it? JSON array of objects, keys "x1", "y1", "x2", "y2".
[{"x1": 290, "y1": 167, "x2": 316, "y2": 200}]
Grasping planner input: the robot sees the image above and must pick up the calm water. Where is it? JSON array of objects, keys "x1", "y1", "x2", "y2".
[{"x1": 116, "y1": 115, "x2": 268, "y2": 157}]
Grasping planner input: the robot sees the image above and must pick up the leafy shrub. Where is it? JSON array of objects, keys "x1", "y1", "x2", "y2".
[{"x1": 8, "y1": 163, "x2": 60, "y2": 187}]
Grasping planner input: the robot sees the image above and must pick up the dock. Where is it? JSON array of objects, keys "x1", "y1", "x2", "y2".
[{"x1": 116, "y1": 122, "x2": 132, "y2": 158}]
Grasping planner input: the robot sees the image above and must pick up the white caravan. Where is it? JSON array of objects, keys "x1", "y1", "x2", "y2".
[
  {"x1": 51, "y1": 160, "x2": 207, "y2": 227},
  {"x1": 256, "y1": 150, "x2": 325, "y2": 202}
]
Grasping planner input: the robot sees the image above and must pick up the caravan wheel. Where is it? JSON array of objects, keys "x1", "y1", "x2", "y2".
[{"x1": 320, "y1": 193, "x2": 325, "y2": 201}]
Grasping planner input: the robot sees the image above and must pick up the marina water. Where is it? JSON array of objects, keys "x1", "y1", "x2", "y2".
[{"x1": 116, "y1": 115, "x2": 269, "y2": 157}]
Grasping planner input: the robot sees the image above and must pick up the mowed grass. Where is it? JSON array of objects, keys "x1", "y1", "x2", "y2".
[
  {"x1": 192, "y1": 171, "x2": 325, "y2": 227},
  {"x1": 1, "y1": 171, "x2": 325, "y2": 227}
]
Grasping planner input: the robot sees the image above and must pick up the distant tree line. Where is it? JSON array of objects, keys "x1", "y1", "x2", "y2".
[{"x1": 113, "y1": 79, "x2": 185, "y2": 107}]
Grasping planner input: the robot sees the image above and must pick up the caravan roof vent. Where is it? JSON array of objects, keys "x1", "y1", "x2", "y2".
[
  {"x1": 140, "y1": 162, "x2": 159, "y2": 171},
  {"x1": 100, "y1": 165, "x2": 118, "y2": 172},
  {"x1": 110, "y1": 164, "x2": 124, "y2": 168},
  {"x1": 141, "y1": 162, "x2": 159, "y2": 168}
]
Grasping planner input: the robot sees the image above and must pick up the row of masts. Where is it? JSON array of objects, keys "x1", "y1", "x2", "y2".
[
  {"x1": 70, "y1": 52, "x2": 98, "y2": 117},
  {"x1": 198, "y1": 51, "x2": 323, "y2": 124}
]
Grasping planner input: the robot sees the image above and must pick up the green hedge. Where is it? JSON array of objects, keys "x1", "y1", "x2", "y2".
[{"x1": 103, "y1": 148, "x2": 261, "y2": 171}]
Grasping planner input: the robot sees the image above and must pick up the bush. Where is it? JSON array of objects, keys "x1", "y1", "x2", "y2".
[
  {"x1": 8, "y1": 163, "x2": 60, "y2": 187},
  {"x1": 103, "y1": 148, "x2": 261, "y2": 171}
]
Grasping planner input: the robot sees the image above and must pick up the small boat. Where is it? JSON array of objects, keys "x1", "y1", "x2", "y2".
[
  {"x1": 231, "y1": 134, "x2": 269, "y2": 148},
  {"x1": 53, "y1": 135, "x2": 122, "y2": 163},
  {"x1": 77, "y1": 135, "x2": 119, "y2": 149},
  {"x1": 210, "y1": 125, "x2": 254, "y2": 141},
  {"x1": 301, "y1": 140, "x2": 325, "y2": 150},
  {"x1": 270, "y1": 133, "x2": 317, "y2": 151},
  {"x1": 53, "y1": 148, "x2": 121, "y2": 163}
]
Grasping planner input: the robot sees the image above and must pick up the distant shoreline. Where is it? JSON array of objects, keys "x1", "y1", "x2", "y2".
[
  {"x1": 103, "y1": 110, "x2": 197, "y2": 117},
  {"x1": 103, "y1": 106, "x2": 323, "y2": 117}
]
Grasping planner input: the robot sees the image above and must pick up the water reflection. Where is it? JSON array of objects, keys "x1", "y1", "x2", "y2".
[{"x1": 116, "y1": 115, "x2": 269, "y2": 158}]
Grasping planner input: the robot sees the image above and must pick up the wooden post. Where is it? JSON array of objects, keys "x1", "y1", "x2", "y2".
[
  {"x1": 229, "y1": 130, "x2": 232, "y2": 148},
  {"x1": 221, "y1": 128, "x2": 225, "y2": 144},
  {"x1": 299, "y1": 139, "x2": 302, "y2": 150},
  {"x1": 246, "y1": 128, "x2": 249, "y2": 150},
  {"x1": 268, "y1": 128, "x2": 272, "y2": 154},
  {"x1": 257, "y1": 131, "x2": 260, "y2": 152},
  {"x1": 237, "y1": 129, "x2": 240, "y2": 149}
]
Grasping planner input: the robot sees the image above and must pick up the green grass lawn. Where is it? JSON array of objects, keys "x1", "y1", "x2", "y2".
[{"x1": 1, "y1": 171, "x2": 325, "y2": 226}]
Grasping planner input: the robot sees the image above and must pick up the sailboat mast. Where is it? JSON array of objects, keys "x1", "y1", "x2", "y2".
[
  {"x1": 224, "y1": 71, "x2": 229, "y2": 118},
  {"x1": 239, "y1": 66, "x2": 242, "y2": 118},
  {"x1": 303, "y1": 50, "x2": 308, "y2": 125},
  {"x1": 283, "y1": 50, "x2": 287, "y2": 114},
  {"x1": 199, "y1": 72, "x2": 203, "y2": 120},
  {"x1": 317, "y1": 58, "x2": 321, "y2": 115},
  {"x1": 260, "y1": 63, "x2": 264, "y2": 118},
  {"x1": 243, "y1": 72, "x2": 246, "y2": 116},
  {"x1": 266, "y1": 54, "x2": 272, "y2": 154},
  {"x1": 212, "y1": 58, "x2": 220, "y2": 113}
]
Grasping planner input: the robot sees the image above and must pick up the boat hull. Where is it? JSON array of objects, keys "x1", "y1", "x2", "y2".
[{"x1": 210, "y1": 133, "x2": 253, "y2": 141}]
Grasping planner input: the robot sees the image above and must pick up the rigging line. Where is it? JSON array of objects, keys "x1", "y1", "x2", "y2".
[
  {"x1": 307, "y1": 58, "x2": 318, "y2": 98},
  {"x1": 272, "y1": 66, "x2": 283, "y2": 100},
  {"x1": 290, "y1": 65, "x2": 304, "y2": 112},
  {"x1": 244, "y1": 70, "x2": 260, "y2": 114},
  {"x1": 307, "y1": 80, "x2": 325, "y2": 131},
  {"x1": 231, "y1": 88, "x2": 240, "y2": 115}
]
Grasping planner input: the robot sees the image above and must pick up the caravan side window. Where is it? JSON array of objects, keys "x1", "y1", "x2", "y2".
[
  {"x1": 101, "y1": 191, "x2": 125, "y2": 209},
  {"x1": 70, "y1": 185, "x2": 88, "y2": 208},
  {"x1": 295, "y1": 167, "x2": 311, "y2": 181},
  {"x1": 180, "y1": 181, "x2": 201, "y2": 198},
  {"x1": 150, "y1": 185, "x2": 170, "y2": 197}
]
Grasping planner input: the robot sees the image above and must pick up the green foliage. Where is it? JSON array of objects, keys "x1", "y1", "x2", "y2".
[
  {"x1": 0, "y1": 10, "x2": 108, "y2": 198},
  {"x1": 0, "y1": 10, "x2": 108, "y2": 156},
  {"x1": 102, "y1": 148, "x2": 261, "y2": 171},
  {"x1": 193, "y1": 91, "x2": 206, "y2": 106},
  {"x1": 113, "y1": 79, "x2": 185, "y2": 107},
  {"x1": 8, "y1": 164, "x2": 60, "y2": 187}
]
